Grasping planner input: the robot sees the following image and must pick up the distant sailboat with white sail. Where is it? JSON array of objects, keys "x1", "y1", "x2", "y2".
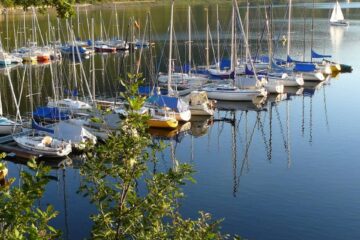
[{"x1": 330, "y1": 1, "x2": 349, "y2": 26}]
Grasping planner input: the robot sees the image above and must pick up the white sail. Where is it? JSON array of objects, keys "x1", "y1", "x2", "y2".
[{"x1": 330, "y1": 1, "x2": 345, "y2": 22}]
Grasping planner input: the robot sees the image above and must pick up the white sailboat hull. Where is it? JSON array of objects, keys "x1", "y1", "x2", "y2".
[
  {"x1": 301, "y1": 71, "x2": 325, "y2": 81},
  {"x1": 0, "y1": 117, "x2": 21, "y2": 135},
  {"x1": 14, "y1": 135, "x2": 72, "y2": 158},
  {"x1": 203, "y1": 86, "x2": 266, "y2": 101},
  {"x1": 268, "y1": 74, "x2": 304, "y2": 87},
  {"x1": 330, "y1": 20, "x2": 349, "y2": 26},
  {"x1": 0, "y1": 125, "x2": 15, "y2": 135},
  {"x1": 264, "y1": 82, "x2": 284, "y2": 94},
  {"x1": 174, "y1": 110, "x2": 191, "y2": 122},
  {"x1": 189, "y1": 104, "x2": 214, "y2": 116}
]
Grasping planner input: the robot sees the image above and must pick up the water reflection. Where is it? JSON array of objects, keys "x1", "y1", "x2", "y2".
[
  {"x1": 190, "y1": 116, "x2": 213, "y2": 138},
  {"x1": 330, "y1": 25, "x2": 345, "y2": 52}
]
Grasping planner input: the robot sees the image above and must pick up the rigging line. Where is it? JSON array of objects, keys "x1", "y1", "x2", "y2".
[
  {"x1": 323, "y1": 86, "x2": 330, "y2": 131},
  {"x1": 208, "y1": 27, "x2": 217, "y2": 66},
  {"x1": 14, "y1": 65, "x2": 27, "y2": 124},
  {"x1": 136, "y1": 13, "x2": 149, "y2": 74},
  {"x1": 235, "y1": 111, "x2": 244, "y2": 133},
  {"x1": 302, "y1": 94, "x2": 305, "y2": 137},
  {"x1": 236, "y1": 111, "x2": 259, "y2": 194},
  {"x1": 309, "y1": 96, "x2": 313, "y2": 144},
  {"x1": 155, "y1": 27, "x2": 169, "y2": 82},
  {"x1": 231, "y1": 112, "x2": 238, "y2": 197},
  {"x1": 273, "y1": 2, "x2": 289, "y2": 55},
  {"x1": 274, "y1": 104, "x2": 288, "y2": 151},
  {"x1": 257, "y1": 112, "x2": 271, "y2": 161},
  {"x1": 32, "y1": 8, "x2": 46, "y2": 46}
]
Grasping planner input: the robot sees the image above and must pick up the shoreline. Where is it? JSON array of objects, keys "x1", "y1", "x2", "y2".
[{"x1": 0, "y1": 0, "x2": 221, "y2": 14}]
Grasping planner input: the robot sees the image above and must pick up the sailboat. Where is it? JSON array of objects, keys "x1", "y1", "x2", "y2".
[
  {"x1": 146, "y1": 93, "x2": 191, "y2": 122},
  {"x1": 207, "y1": 5, "x2": 234, "y2": 79},
  {"x1": 51, "y1": 121, "x2": 97, "y2": 151},
  {"x1": 330, "y1": 1, "x2": 349, "y2": 26},
  {"x1": 158, "y1": 5, "x2": 208, "y2": 91},
  {"x1": 147, "y1": 108, "x2": 178, "y2": 129},
  {"x1": 0, "y1": 117, "x2": 20, "y2": 135},
  {"x1": 0, "y1": 76, "x2": 21, "y2": 135},
  {"x1": 186, "y1": 91, "x2": 215, "y2": 116},
  {"x1": 13, "y1": 121, "x2": 72, "y2": 158},
  {"x1": 260, "y1": 3, "x2": 304, "y2": 88},
  {"x1": 203, "y1": 3, "x2": 267, "y2": 101},
  {"x1": 49, "y1": 27, "x2": 93, "y2": 113},
  {"x1": 152, "y1": 0, "x2": 191, "y2": 122},
  {"x1": 276, "y1": 0, "x2": 326, "y2": 82}
]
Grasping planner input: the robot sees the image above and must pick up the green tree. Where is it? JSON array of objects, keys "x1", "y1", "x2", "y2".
[
  {"x1": 0, "y1": 157, "x2": 60, "y2": 239},
  {"x1": 80, "y1": 73, "x2": 226, "y2": 239},
  {"x1": 0, "y1": 0, "x2": 75, "y2": 18}
]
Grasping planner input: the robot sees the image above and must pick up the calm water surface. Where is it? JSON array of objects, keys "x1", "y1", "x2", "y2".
[{"x1": 1, "y1": 2, "x2": 360, "y2": 239}]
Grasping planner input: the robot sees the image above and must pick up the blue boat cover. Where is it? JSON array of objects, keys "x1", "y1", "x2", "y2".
[
  {"x1": 138, "y1": 86, "x2": 168, "y2": 96},
  {"x1": 147, "y1": 95, "x2": 187, "y2": 112},
  {"x1": 257, "y1": 55, "x2": 270, "y2": 63},
  {"x1": 219, "y1": 59, "x2": 231, "y2": 70},
  {"x1": 245, "y1": 65, "x2": 255, "y2": 75},
  {"x1": 33, "y1": 107, "x2": 70, "y2": 121},
  {"x1": 271, "y1": 59, "x2": 287, "y2": 72},
  {"x1": 32, "y1": 120, "x2": 55, "y2": 134},
  {"x1": 311, "y1": 49, "x2": 332, "y2": 59},
  {"x1": 61, "y1": 45, "x2": 87, "y2": 54},
  {"x1": 274, "y1": 58, "x2": 287, "y2": 65},
  {"x1": 287, "y1": 55, "x2": 295, "y2": 63},
  {"x1": 303, "y1": 88, "x2": 315, "y2": 97},
  {"x1": 174, "y1": 64, "x2": 191, "y2": 73},
  {"x1": 294, "y1": 63, "x2": 316, "y2": 72},
  {"x1": 64, "y1": 88, "x2": 79, "y2": 97}
]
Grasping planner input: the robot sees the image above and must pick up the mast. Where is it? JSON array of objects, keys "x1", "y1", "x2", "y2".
[
  {"x1": 287, "y1": 0, "x2": 292, "y2": 63},
  {"x1": 6, "y1": 9, "x2": 9, "y2": 51},
  {"x1": 23, "y1": 11, "x2": 27, "y2": 47},
  {"x1": 13, "y1": 13, "x2": 18, "y2": 50},
  {"x1": 115, "y1": 6, "x2": 120, "y2": 40},
  {"x1": 32, "y1": 9, "x2": 36, "y2": 45},
  {"x1": 167, "y1": 0, "x2": 175, "y2": 94},
  {"x1": 286, "y1": 100, "x2": 291, "y2": 168},
  {"x1": 230, "y1": 5, "x2": 235, "y2": 73},
  {"x1": 245, "y1": 1, "x2": 249, "y2": 62},
  {"x1": 57, "y1": 18, "x2": 61, "y2": 43},
  {"x1": 100, "y1": 11, "x2": 103, "y2": 41},
  {"x1": 148, "y1": 11, "x2": 155, "y2": 85},
  {"x1": 233, "y1": 0, "x2": 258, "y2": 82},
  {"x1": 205, "y1": 7, "x2": 209, "y2": 69},
  {"x1": 303, "y1": 5, "x2": 306, "y2": 62},
  {"x1": 122, "y1": 9, "x2": 125, "y2": 40},
  {"x1": 85, "y1": 9, "x2": 90, "y2": 40},
  {"x1": 77, "y1": 6, "x2": 80, "y2": 39},
  {"x1": 311, "y1": 0, "x2": 315, "y2": 62},
  {"x1": 188, "y1": 5, "x2": 192, "y2": 74},
  {"x1": 264, "y1": 4, "x2": 272, "y2": 68},
  {"x1": 92, "y1": 18, "x2": 96, "y2": 103},
  {"x1": 216, "y1": 4, "x2": 220, "y2": 71}
]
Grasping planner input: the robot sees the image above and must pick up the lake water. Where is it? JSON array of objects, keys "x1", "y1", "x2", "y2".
[{"x1": 1, "y1": 2, "x2": 360, "y2": 239}]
